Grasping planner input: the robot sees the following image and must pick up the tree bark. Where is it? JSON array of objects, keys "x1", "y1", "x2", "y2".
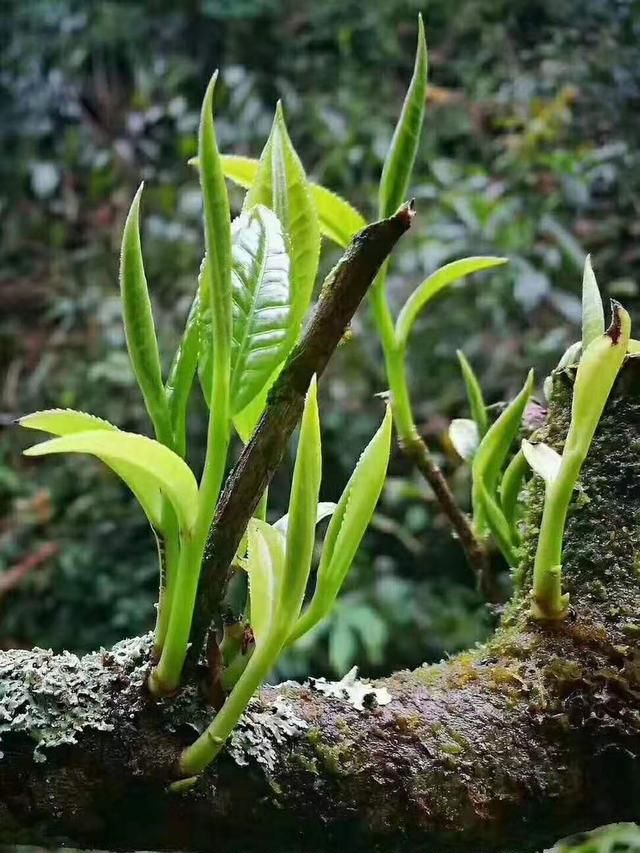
[{"x1": 2, "y1": 361, "x2": 640, "y2": 853}]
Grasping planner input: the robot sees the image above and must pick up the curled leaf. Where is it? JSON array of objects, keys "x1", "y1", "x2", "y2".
[
  {"x1": 521, "y1": 439, "x2": 562, "y2": 485},
  {"x1": 244, "y1": 103, "x2": 320, "y2": 347},
  {"x1": 290, "y1": 406, "x2": 392, "y2": 642},
  {"x1": 120, "y1": 183, "x2": 172, "y2": 445},
  {"x1": 165, "y1": 295, "x2": 200, "y2": 458},
  {"x1": 457, "y1": 350, "x2": 488, "y2": 436},
  {"x1": 243, "y1": 519, "x2": 285, "y2": 646},
  {"x1": 279, "y1": 375, "x2": 322, "y2": 624},
  {"x1": 449, "y1": 418, "x2": 480, "y2": 461},
  {"x1": 395, "y1": 257, "x2": 508, "y2": 348},
  {"x1": 24, "y1": 428, "x2": 199, "y2": 534}
]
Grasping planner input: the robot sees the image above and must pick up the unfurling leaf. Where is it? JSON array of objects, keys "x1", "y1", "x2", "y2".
[
  {"x1": 499, "y1": 448, "x2": 530, "y2": 530},
  {"x1": 522, "y1": 440, "x2": 562, "y2": 485},
  {"x1": 230, "y1": 205, "x2": 291, "y2": 414},
  {"x1": 581, "y1": 254, "x2": 605, "y2": 350},
  {"x1": 290, "y1": 406, "x2": 393, "y2": 642},
  {"x1": 243, "y1": 103, "x2": 321, "y2": 347},
  {"x1": 243, "y1": 519, "x2": 286, "y2": 646},
  {"x1": 273, "y1": 501, "x2": 336, "y2": 536},
  {"x1": 19, "y1": 409, "x2": 164, "y2": 530},
  {"x1": 378, "y1": 14, "x2": 428, "y2": 218},
  {"x1": 23, "y1": 428, "x2": 199, "y2": 534},
  {"x1": 471, "y1": 371, "x2": 534, "y2": 558},
  {"x1": 120, "y1": 184, "x2": 172, "y2": 445},
  {"x1": 166, "y1": 295, "x2": 200, "y2": 458},
  {"x1": 280, "y1": 376, "x2": 322, "y2": 624},
  {"x1": 456, "y1": 350, "x2": 489, "y2": 436},
  {"x1": 219, "y1": 154, "x2": 366, "y2": 247},
  {"x1": 198, "y1": 71, "x2": 233, "y2": 508},
  {"x1": 395, "y1": 257, "x2": 508, "y2": 347},
  {"x1": 449, "y1": 418, "x2": 480, "y2": 461}
]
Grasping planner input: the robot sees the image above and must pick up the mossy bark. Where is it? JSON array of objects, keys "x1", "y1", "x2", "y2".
[{"x1": 2, "y1": 361, "x2": 640, "y2": 852}]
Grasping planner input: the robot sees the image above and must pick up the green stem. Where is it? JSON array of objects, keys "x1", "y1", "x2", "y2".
[
  {"x1": 500, "y1": 448, "x2": 529, "y2": 531},
  {"x1": 152, "y1": 502, "x2": 181, "y2": 655},
  {"x1": 369, "y1": 270, "x2": 496, "y2": 598},
  {"x1": 531, "y1": 450, "x2": 580, "y2": 619},
  {"x1": 179, "y1": 632, "x2": 284, "y2": 776},
  {"x1": 151, "y1": 318, "x2": 232, "y2": 691}
]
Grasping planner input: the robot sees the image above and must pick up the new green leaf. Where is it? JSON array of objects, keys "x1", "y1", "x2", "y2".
[
  {"x1": 499, "y1": 447, "x2": 529, "y2": 530},
  {"x1": 213, "y1": 154, "x2": 366, "y2": 247},
  {"x1": 165, "y1": 295, "x2": 200, "y2": 457},
  {"x1": 230, "y1": 205, "x2": 291, "y2": 414},
  {"x1": 120, "y1": 183, "x2": 172, "y2": 446},
  {"x1": 243, "y1": 103, "x2": 320, "y2": 346},
  {"x1": 19, "y1": 409, "x2": 164, "y2": 530},
  {"x1": 581, "y1": 254, "x2": 605, "y2": 349},
  {"x1": 532, "y1": 301, "x2": 631, "y2": 620},
  {"x1": 457, "y1": 350, "x2": 489, "y2": 436},
  {"x1": 395, "y1": 257, "x2": 508, "y2": 348},
  {"x1": 290, "y1": 406, "x2": 392, "y2": 642},
  {"x1": 197, "y1": 70, "x2": 233, "y2": 528},
  {"x1": 280, "y1": 375, "x2": 322, "y2": 623},
  {"x1": 24, "y1": 429, "x2": 199, "y2": 534},
  {"x1": 471, "y1": 370, "x2": 534, "y2": 554},
  {"x1": 378, "y1": 13, "x2": 428, "y2": 218}
]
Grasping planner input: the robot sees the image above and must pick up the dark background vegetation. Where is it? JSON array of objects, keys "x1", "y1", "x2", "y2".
[{"x1": 1, "y1": 0, "x2": 639, "y2": 679}]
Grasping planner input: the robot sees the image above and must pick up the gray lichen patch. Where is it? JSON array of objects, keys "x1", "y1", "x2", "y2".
[
  {"x1": 0, "y1": 634, "x2": 150, "y2": 762},
  {"x1": 307, "y1": 666, "x2": 392, "y2": 710},
  {"x1": 227, "y1": 697, "x2": 308, "y2": 771}
]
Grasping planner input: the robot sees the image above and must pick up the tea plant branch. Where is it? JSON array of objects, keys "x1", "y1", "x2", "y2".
[
  {"x1": 394, "y1": 412, "x2": 498, "y2": 601},
  {"x1": 4, "y1": 359, "x2": 640, "y2": 851},
  {"x1": 187, "y1": 202, "x2": 415, "y2": 659}
]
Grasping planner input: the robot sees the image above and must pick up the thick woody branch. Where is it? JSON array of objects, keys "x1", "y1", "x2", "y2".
[
  {"x1": 2, "y1": 361, "x2": 640, "y2": 851},
  {"x1": 188, "y1": 203, "x2": 415, "y2": 657}
]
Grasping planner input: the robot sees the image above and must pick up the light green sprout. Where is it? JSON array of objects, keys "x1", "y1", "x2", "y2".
[{"x1": 526, "y1": 297, "x2": 630, "y2": 620}]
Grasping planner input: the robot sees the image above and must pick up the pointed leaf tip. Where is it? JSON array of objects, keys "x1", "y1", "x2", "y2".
[
  {"x1": 581, "y1": 254, "x2": 605, "y2": 349},
  {"x1": 607, "y1": 298, "x2": 629, "y2": 345}
]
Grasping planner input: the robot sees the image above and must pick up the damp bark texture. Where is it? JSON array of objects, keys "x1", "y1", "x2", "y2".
[{"x1": 2, "y1": 361, "x2": 640, "y2": 852}]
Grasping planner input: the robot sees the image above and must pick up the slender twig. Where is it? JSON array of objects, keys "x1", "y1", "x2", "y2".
[
  {"x1": 398, "y1": 433, "x2": 499, "y2": 602},
  {"x1": 187, "y1": 202, "x2": 415, "y2": 661}
]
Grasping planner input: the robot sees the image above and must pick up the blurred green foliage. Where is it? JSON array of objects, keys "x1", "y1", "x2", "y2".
[{"x1": 1, "y1": 0, "x2": 639, "y2": 677}]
